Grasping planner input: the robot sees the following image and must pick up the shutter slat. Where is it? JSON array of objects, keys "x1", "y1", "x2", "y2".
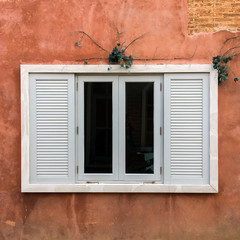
[
  {"x1": 171, "y1": 155, "x2": 202, "y2": 158},
  {"x1": 38, "y1": 161, "x2": 68, "y2": 164},
  {"x1": 37, "y1": 158, "x2": 68, "y2": 160},
  {"x1": 172, "y1": 161, "x2": 202, "y2": 164}
]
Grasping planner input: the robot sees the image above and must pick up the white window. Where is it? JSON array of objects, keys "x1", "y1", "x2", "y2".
[
  {"x1": 21, "y1": 65, "x2": 218, "y2": 193},
  {"x1": 77, "y1": 75, "x2": 163, "y2": 183}
]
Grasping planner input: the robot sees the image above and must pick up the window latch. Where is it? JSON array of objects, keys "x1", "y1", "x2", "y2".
[{"x1": 143, "y1": 181, "x2": 155, "y2": 184}]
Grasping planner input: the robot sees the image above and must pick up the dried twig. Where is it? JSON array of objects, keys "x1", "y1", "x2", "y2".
[
  {"x1": 223, "y1": 44, "x2": 240, "y2": 57},
  {"x1": 112, "y1": 21, "x2": 121, "y2": 44},
  {"x1": 152, "y1": 47, "x2": 158, "y2": 59},
  {"x1": 228, "y1": 52, "x2": 240, "y2": 58},
  {"x1": 220, "y1": 35, "x2": 240, "y2": 55},
  {"x1": 121, "y1": 41, "x2": 126, "y2": 49},
  {"x1": 133, "y1": 44, "x2": 197, "y2": 61},
  {"x1": 72, "y1": 30, "x2": 110, "y2": 54},
  {"x1": 75, "y1": 57, "x2": 108, "y2": 62},
  {"x1": 228, "y1": 65, "x2": 238, "y2": 78},
  {"x1": 124, "y1": 33, "x2": 148, "y2": 51}
]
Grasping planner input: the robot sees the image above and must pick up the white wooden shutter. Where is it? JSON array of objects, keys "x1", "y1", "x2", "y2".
[
  {"x1": 164, "y1": 73, "x2": 209, "y2": 184},
  {"x1": 29, "y1": 74, "x2": 75, "y2": 184}
]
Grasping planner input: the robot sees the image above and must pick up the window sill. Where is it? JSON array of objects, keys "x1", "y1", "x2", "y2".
[{"x1": 21, "y1": 183, "x2": 218, "y2": 193}]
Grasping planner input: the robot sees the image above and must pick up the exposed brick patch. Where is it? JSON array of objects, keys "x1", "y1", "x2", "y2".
[{"x1": 188, "y1": 0, "x2": 240, "y2": 35}]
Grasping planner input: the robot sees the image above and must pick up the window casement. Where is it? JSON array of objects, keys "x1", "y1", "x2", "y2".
[
  {"x1": 21, "y1": 65, "x2": 218, "y2": 193},
  {"x1": 77, "y1": 75, "x2": 163, "y2": 183}
]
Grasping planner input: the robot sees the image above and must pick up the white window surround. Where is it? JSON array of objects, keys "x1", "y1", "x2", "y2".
[{"x1": 21, "y1": 64, "x2": 218, "y2": 193}]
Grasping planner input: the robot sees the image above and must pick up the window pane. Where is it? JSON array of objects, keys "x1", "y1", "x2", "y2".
[
  {"x1": 126, "y1": 82, "x2": 154, "y2": 174},
  {"x1": 84, "y1": 82, "x2": 112, "y2": 173}
]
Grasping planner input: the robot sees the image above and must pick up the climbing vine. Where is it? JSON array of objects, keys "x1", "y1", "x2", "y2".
[
  {"x1": 213, "y1": 35, "x2": 240, "y2": 85},
  {"x1": 73, "y1": 25, "x2": 240, "y2": 84},
  {"x1": 73, "y1": 23, "x2": 196, "y2": 70}
]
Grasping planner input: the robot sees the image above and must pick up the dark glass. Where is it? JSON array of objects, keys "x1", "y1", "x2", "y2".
[
  {"x1": 126, "y1": 83, "x2": 154, "y2": 174},
  {"x1": 84, "y1": 82, "x2": 112, "y2": 173}
]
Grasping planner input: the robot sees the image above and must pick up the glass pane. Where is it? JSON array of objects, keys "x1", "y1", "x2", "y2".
[
  {"x1": 84, "y1": 82, "x2": 112, "y2": 173},
  {"x1": 126, "y1": 82, "x2": 154, "y2": 174}
]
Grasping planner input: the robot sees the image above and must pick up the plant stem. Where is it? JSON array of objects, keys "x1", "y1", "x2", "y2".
[
  {"x1": 75, "y1": 57, "x2": 108, "y2": 61},
  {"x1": 72, "y1": 31, "x2": 110, "y2": 54},
  {"x1": 220, "y1": 35, "x2": 240, "y2": 55},
  {"x1": 124, "y1": 33, "x2": 148, "y2": 50}
]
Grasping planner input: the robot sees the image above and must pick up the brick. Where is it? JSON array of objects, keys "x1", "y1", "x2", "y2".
[{"x1": 188, "y1": 0, "x2": 240, "y2": 34}]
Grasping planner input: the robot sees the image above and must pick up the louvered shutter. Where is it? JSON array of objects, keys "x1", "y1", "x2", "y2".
[
  {"x1": 29, "y1": 74, "x2": 75, "y2": 184},
  {"x1": 164, "y1": 73, "x2": 209, "y2": 184}
]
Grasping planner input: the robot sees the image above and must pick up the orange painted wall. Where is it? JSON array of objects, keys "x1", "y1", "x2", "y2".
[{"x1": 0, "y1": 0, "x2": 240, "y2": 239}]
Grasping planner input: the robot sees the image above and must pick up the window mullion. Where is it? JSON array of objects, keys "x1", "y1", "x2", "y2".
[
  {"x1": 112, "y1": 77, "x2": 119, "y2": 180},
  {"x1": 118, "y1": 78, "x2": 126, "y2": 181}
]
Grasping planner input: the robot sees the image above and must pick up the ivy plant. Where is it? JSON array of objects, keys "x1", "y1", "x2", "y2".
[
  {"x1": 108, "y1": 44, "x2": 133, "y2": 69},
  {"x1": 213, "y1": 56, "x2": 239, "y2": 85},
  {"x1": 212, "y1": 35, "x2": 240, "y2": 85}
]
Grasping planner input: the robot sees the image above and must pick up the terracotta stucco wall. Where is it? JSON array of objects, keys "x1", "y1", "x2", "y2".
[{"x1": 0, "y1": 0, "x2": 240, "y2": 239}]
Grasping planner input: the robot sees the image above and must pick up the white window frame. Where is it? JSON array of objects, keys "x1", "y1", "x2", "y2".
[
  {"x1": 76, "y1": 75, "x2": 163, "y2": 183},
  {"x1": 118, "y1": 75, "x2": 163, "y2": 182},
  {"x1": 77, "y1": 75, "x2": 119, "y2": 182},
  {"x1": 21, "y1": 64, "x2": 218, "y2": 193}
]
